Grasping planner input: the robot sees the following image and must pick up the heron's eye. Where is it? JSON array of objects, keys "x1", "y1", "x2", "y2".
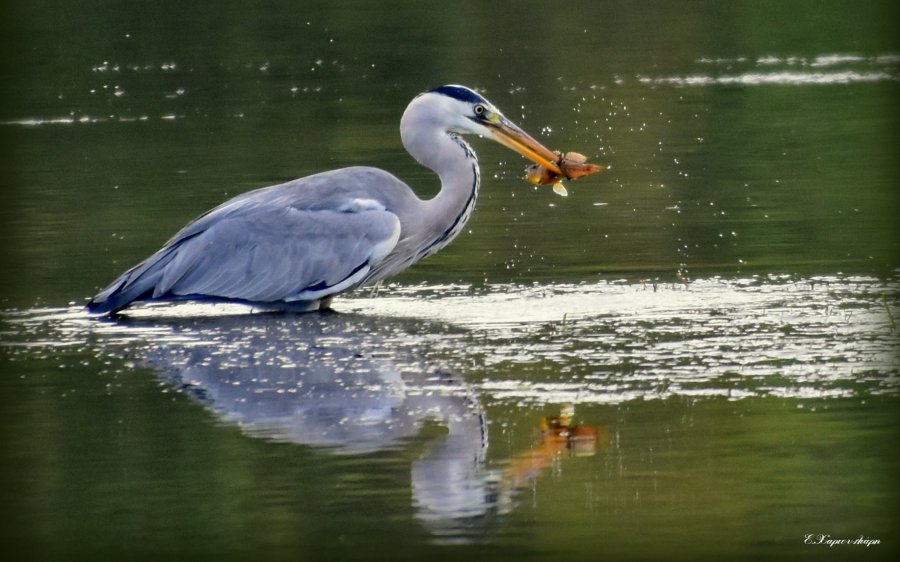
[{"x1": 473, "y1": 104, "x2": 486, "y2": 116}]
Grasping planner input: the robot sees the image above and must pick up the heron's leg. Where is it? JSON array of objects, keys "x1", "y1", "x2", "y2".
[{"x1": 318, "y1": 296, "x2": 334, "y2": 311}]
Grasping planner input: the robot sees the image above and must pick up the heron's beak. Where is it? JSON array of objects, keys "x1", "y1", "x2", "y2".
[{"x1": 484, "y1": 115, "x2": 563, "y2": 175}]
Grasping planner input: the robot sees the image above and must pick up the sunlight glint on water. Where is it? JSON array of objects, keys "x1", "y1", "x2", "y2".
[{"x1": 7, "y1": 274, "x2": 898, "y2": 408}]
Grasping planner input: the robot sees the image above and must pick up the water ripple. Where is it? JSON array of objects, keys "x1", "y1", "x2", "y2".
[
  {"x1": 3, "y1": 274, "x2": 897, "y2": 407},
  {"x1": 640, "y1": 52, "x2": 900, "y2": 87}
]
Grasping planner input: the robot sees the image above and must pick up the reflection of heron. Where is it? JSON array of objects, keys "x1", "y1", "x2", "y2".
[
  {"x1": 137, "y1": 312, "x2": 497, "y2": 537},
  {"x1": 141, "y1": 313, "x2": 477, "y2": 453},
  {"x1": 88, "y1": 85, "x2": 564, "y2": 314},
  {"x1": 131, "y1": 313, "x2": 601, "y2": 541}
]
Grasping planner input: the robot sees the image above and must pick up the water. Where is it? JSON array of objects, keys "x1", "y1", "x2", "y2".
[{"x1": 2, "y1": 1, "x2": 899, "y2": 560}]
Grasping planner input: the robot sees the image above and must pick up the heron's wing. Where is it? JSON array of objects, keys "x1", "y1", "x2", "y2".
[{"x1": 89, "y1": 203, "x2": 400, "y2": 311}]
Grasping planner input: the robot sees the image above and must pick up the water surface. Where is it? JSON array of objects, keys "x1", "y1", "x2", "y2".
[
  {"x1": 2, "y1": 1, "x2": 898, "y2": 560},
  {"x1": 3, "y1": 276, "x2": 898, "y2": 559}
]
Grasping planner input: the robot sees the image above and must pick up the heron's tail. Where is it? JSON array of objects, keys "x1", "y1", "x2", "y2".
[
  {"x1": 86, "y1": 276, "x2": 150, "y2": 314},
  {"x1": 86, "y1": 248, "x2": 177, "y2": 314}
]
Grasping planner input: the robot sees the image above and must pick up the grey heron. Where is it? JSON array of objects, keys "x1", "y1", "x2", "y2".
[{"x1": 87, "y1": 85, "x2": 570, "y2": 314}]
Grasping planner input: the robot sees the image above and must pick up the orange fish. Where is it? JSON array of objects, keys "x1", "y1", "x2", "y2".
[{"x1": 525, "y1": 151, "x2": 606, "y2": 196}]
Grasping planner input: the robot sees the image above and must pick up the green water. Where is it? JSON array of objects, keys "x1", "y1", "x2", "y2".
[{"x1": 2, "y1": 1, "x2": 898, "y2": 560}]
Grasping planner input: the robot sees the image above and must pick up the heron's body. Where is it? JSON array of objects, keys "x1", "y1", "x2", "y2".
[{"x1": 88, "y1": 85, "x2": 562, "y2": 314}]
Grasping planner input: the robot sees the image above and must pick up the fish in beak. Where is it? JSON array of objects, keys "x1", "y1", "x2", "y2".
[{"x1": 478, "y1": 109, "x2": 605, "y2": 195}]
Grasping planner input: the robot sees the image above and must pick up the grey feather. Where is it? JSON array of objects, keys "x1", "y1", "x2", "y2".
[{"x1": 89, "y1": 168, "x2": 407, "y2": 313}]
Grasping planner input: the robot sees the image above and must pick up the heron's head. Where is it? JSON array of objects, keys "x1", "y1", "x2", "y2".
[{"x1": 402, "y1": 85, "x2": 563, "y2": 175}]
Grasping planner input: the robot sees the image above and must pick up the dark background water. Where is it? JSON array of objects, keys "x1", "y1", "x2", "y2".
[
  {"x1": 2, "y1": 1, "x2": 898, "y2": 560},
  {"x1": 2, "y1": 0, "x2": 898, "y2": 307}
]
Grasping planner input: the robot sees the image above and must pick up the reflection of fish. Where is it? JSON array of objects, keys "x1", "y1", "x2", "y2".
[
  {"x1": 539, "y1": 404, "x2": 602, "y2": 457},
  {"x1": 501, "y1": 404, "x2": 605, "y2": 493},
  {"x1": 525, "y1": 151, "x2": 606, "y2": 197}
]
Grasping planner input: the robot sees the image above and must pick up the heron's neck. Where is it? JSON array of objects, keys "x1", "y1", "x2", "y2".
[
  {"x1": 400, "y1": 101, "x2": 480, "y2": 260},
  {"x1": 402, "y1": 125, "x2": 480, "y2": 232}
]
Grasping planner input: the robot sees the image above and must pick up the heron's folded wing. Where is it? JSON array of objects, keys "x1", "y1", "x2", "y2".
[{"x1": 148, "y1": 205, "x2": 400, "y2": 303}]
